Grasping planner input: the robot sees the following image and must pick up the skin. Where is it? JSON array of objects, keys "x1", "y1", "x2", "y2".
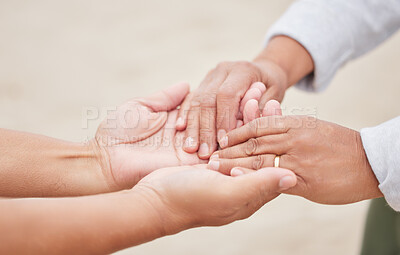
[
  {"x1": 176, "y1": 35, "x2": 314, "y2": 159},
  {"x1": 0, "y1": 160, "x2": 296, "y2": 254},
  {"x1": 200, "y1": 33, "x2": 382, "y2": 204},
  {"x1": 0, "y1": 84, "x2": 298, "y2": 253},
  {"x1": 0, "y1": 82, "x2": 205, "y2": 197},
  {"x1": 209, "y1": 109, "x2": 383, "y2": 205},
  {"x1": 94, "y1": 82, "x2": 206, "y2": 190}
]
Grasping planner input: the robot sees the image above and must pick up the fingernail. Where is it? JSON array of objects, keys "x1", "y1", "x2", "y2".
[
  {"x1": 219, "y1": 136, "x2": 228, "y2": 148},
  {"x1": 208, "y1": 160, "x2": 220, "y2": 171},
  {"x1": 279, "y1": 176, "x2": 296, "y2": 190},
  {"x1": 184, "y1": 137, "x2": 195, "y2": 148},
  {"x1": 217, "y1": 129, "x2": 226, "y2": 142},
  {"x1": 198, "y1": 143, "x2": 209, "y2": 157},
  {"x1": 231, "y1": 168, "x2": 244, "y2": 177},
  {"x1": 210, "y1": 152, "x2": 219, "y2": 160},
  {"x1": 176, "y1": 117, "x2": 184, "y2": 127}
]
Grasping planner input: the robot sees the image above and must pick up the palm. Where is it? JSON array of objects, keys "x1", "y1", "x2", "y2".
[
  {"x1": 137, "y1": 164, "x2": 244, "y2": 227},
  {"x1": 134, "y1": 164, "x2": 294, "y2": 233},
  {"x1": 94, "y1": 83, "x2": 204, "y2": 189}
]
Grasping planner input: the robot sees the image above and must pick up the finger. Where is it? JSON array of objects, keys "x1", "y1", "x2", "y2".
[
  {"x1": 259, "y1": 86, "x2": 283, "y2": 110},
  {"x1": 236, "y1": 120, "x2": 243, "y2": 128},
  {"x1": 217, "y1": 134, "x2": 287, "y2": 159},
  {"x1": 237, "y1": 88, "x2": 261, "y2": 120},
  {"x1": 198, "y1": 92, "x2": 218, "y2": 159},
  {"x1": 216, "y1": 70, "x2": 260, "y2": 143},
  {"x1": 183, "y1": 99, "x2": 200, "y2": 153},
  {"x1": 176, "y1": 92, "x2": 194, "y2": 131},
  {"x1": 243, "y1": 99, "x2": 260, "y2": 124},
  {"x1": 139, "y1": 82, "x2": 190, "y2": 112},
  {"x1": 250, "y1": 81, "x2": 267, "y2": 94},
  {"x1": 234, "y1": 167, "x2": 296, "y2": 192},
  {"x1": 239, "y1": 82, "x2": 266, "y2": 115},
  {"x1": 197, "y1": 70, "x2": 228, "y2": 158},
  {"x1": 208, "y1": 154, "x2": 276, "y2": 175},
  {"x1": 226, "y1": 167, "x2": 297, "y2": 214},
  {"x1": 230, "y1": 167, "x2": 255, "y2": 177},
  {"x1": 219, "y1": 116, "x2": 290, "y2": 149},
  {"x1": 262, "y1": 100, "x2": 282, "y2": 117}
]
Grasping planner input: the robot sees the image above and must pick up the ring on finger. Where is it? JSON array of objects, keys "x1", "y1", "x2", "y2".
[{"x1": 274, "y1": 155, "x2": 280, "y2": 168}]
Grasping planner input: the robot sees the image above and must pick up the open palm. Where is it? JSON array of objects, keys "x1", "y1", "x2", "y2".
[{"x1": 94, "y1": 83, "x2": 205, "y2": 189}]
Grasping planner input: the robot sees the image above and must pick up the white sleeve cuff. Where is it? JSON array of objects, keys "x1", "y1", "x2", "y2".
[{"x1": 361, "y1": 116, "x2": 400, "y2": 211}]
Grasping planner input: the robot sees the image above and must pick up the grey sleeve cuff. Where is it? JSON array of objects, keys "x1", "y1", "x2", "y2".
[
  {"x1": 361, "y1": 116, "x2": 400, "y2": 211},
  {"x1": 264, "y1": 0, "x2": 400, "y2": 92},
  {"x1": 264, "y1": 0, "x2": 353, "y2": 92}
]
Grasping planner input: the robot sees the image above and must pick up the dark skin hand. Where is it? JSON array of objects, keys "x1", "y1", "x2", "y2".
[{"x1": 209, "y1": 114, "x2": 383, "y2": 205}]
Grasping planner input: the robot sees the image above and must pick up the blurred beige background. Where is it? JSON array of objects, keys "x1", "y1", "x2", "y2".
[{"x1": 0, "y1": 1, "x2": 399, "y2": 254}]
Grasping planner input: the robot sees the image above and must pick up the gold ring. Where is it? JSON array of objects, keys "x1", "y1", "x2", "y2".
[{"x1": 274, "y1": 155, "x2": 280, "y2": 168}]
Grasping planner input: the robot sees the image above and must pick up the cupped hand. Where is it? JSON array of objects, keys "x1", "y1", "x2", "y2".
[
  {"x1": 211, "y1": 115, "x2": 383, "y2": 205},
  {"x1": 176, "y1": 59, "x2": 288, "y2": 159},
  {"x1": 92, "y1": 83, "x2": 205, "y2": 191},
  {"x1": 133, "y1": 164, "x2": 296, "y2": 235}
]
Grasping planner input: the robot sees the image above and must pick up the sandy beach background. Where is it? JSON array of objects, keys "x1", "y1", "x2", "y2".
[{"x1": 0, "y1": 1, "x2": 399, "y2": 254}]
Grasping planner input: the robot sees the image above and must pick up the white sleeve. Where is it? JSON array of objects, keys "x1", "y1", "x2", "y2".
[
  {"x1": 264, "y1": 0, "x2": 400, "y2": 92},
  {"x1": 361, "y1": 117, "x2": 400, "y2": 211}
]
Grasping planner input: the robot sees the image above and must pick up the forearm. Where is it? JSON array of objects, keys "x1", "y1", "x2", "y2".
[
  {"x1": 0, "y1": 189, "x2": 166, "y2": 254},
  {"x1": 0, "y1": 129, "x2": 114, "y2": 197},
  {"x1": 253, "y1": 35, "x2": 314, "y2": 89}
]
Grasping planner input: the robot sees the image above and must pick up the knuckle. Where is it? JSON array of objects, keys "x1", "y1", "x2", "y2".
[
  {"x1": 200, "y1": 95, "x2": 217, "y2": 108},
  {"x1": 252, "y1": 155, "x2": 265, "y2": 170},
  {"x1": 285, "y1": 136, "x2": 295, "y2": 149},
  {"x1": 216, "y1": 61, "x2": 231, "y2": 69},
  {"x1": 199, "y1": 125, "x2": 214, "y2": 137},
  {"x1": 190, "y1": 98, "x2": 201, "y2": 108},
  {"x1": 218, "y1": 149, "x2": 228, "y2": 159},
  {"x1": 245, "y1": 138, "x2": 258, "y2": 156},
  {"x1": 249, "y1": 118, "x2": 263, "y2": 135},
  {"x1": 217, "y1": 83, "x2": 237, "y2": 97},
  {"x1": 236, "y1": 60, "x2": 253, "y2": 69}
]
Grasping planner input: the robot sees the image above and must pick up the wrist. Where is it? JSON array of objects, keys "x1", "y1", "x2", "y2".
[
  {"x1": 253, "y1": 35, "x2": 314, "y2": 89},
  {"x1": 84, "y1": 139, "x2": 120, "y2": 193},
  {"x1": 132, "y1": 184, "x2": 194, "y2": 237},
  {"x1": 56, "y1": 140, "x2": 118, "y2": 196}
]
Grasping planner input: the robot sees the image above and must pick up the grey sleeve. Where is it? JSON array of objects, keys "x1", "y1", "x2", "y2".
[
  {"x1": 361, "y1": 117, "x2": 400, "y2": 211},
  {"x1": 264, "y1": 0, "x2": 400, "y2": 92}
]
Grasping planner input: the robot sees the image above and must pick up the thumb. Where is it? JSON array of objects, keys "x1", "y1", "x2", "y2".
[
  {"x1": 232, "y1": 167, "x2": 297, "y2": 197},
  {"x1": 139, "y1": 82, "x2": 190, "y2": 112},
  {"x1": 259, "y1": 87, "x2": 284, "y2": 111}
]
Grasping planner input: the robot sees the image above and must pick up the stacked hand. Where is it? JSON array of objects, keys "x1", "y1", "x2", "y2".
[
  {"x1": 208, "y1": 101, "x2": 382, "y2": 205},
  {"x1": 175, "y1": 60, "x2": 288, "y2": 159}
]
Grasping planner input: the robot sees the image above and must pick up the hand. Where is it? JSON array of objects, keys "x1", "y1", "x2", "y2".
[
  {"x1": 211, "y1": 115, "x2": 383, "y2": 205},
  {"x1": 92, "y1": 83, "x2": 205, "y2": 190},
  {"x1": 133, "y1": 164, "x2": 296, "y2": 235},
  {"x1": 176, "y1": 36, "x2": 314, "y2": 160},
  {"x1": 176, "y1": 60, "x2": 287, "y2": 159}
]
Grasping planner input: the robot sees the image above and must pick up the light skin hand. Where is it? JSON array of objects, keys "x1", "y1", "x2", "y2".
[
  {"x1": 0, "y1": 83, "x2": 205, "y2": 197},
  {"x1": 93, "y1": 82, "x2": 206, "y2": 190},
  {"x1": 211, "y1": 114, "x2": 383, "y2": 205},
  {"x1": 135, "y1": 164, "x2": 297, "y2": 233},
  {"x1": 1, "y1": 164, "x2": 296, "y2": 254},
  {"x1": 177, "y1": 36, "x2": 314, "y2": 160}
]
